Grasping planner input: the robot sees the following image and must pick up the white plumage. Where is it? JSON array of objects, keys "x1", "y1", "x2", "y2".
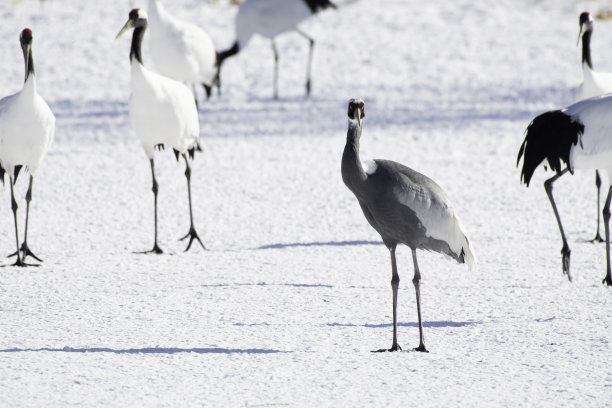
[
  {"x1": 217, "y1": 0, "x2": 337, "y2": 98},
  {"x1": 0, "y1": 28, "x2": 55, "y2": 266},
  {"x1": 117, "y1": 9, "x2": 206, "y2": 254},
  {"x1": 392, "y1": 184, "x2": 475, "y2": 270},
  {"x1": 566, "y1": 95, "x2": 612, "y2": 171},
  {"x1": 129, "y1": 62, "x2": 199, "y2": 158},
  {"x1": 147, "y1": 0, "x2": 218, "y2": 101},
  {"x1": 235, "y1": 0, "x2": 312, "y2": 47}
]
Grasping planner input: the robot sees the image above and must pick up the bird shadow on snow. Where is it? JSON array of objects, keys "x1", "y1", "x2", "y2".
[
  {"x1": 327, "y1": 321, "x2": 481, "y2": 329},
  {"x1": 255, "y1": 240, "x2": 383, "y2": 250},
  {"x1": 0, "y1": 346, "x2": 288, "y2": 355}
]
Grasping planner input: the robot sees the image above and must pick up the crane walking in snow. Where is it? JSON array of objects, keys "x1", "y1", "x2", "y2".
[
  {"x1": 341, "y1": 98, "x2": 475, "y2": 352},
  {"x1": 147, "y1": 0, "x2": 219, "y2": 106},
  {"x1": 576, "y1": 11, "x2": 612, "y2": 243},
  {"x1": 0, "y1": 28, "x2": 55, "y2": 267},
  {"x1": 518, "y1": 96, "x2": 612, "y2": 286},
  {"x1": 216, "y1": 0, "x2": 336, "y2": 99},
  {"x1": 117, "y1": 9, "x2": 206, "y2": 254}
]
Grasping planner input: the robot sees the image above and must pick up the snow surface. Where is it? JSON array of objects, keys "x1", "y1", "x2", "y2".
[{"x1": 0, "y1": 0, "x2": 611, "y2": 406}]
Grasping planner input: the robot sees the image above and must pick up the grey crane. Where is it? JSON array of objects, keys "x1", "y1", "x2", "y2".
[{"x1": 341, "y1": 98, "x2": 475, "y2": 352}]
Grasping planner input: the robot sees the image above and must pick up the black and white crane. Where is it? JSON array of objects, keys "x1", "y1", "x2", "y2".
[
  {"x1": 216, "y1": 0, "x2": 336, "y2": 99},
  {"x1": 518, "y1": 95, "x2": 612, "y2": 286},
  {"x1": 576, "y1": 11, "x2": 612, "y2": 243},
  {"x1": 341, "y1": 98, "x2": 475, "y2": 352},
  {"x1": 117, "y1": 9, "x2": 206, "y2": 254},
  {"x1": 0, "y1": 28, "x2": 55, "y2": 267},
  {"x1": 147, "y1": 0, "x2": 219, "y2": 105}
]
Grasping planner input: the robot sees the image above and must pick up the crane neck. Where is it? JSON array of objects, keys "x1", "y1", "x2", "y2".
[
  {"x1": 342, "y1": 121, "x2": 367, "y2": 183},
  {"x1": 22, "y1": 45, "x2": 35, "y2": 83},
  {"x1": 130, "y1": 24, "x2": 146, "y2": 65},
  {"x1": 582, "y1": 30, "x2": 593, "y2": 69}
]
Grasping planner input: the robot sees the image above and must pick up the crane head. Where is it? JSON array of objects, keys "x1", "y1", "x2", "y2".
[
  {"x1": 577, "y1": 11, "x2": 593, "y2": 45},
  {"x1": 116, "y1": 8, "x2": 148, "y2": 39},
  {"x1": 347, "y1": 98, "x2": 365, "y2": 127}
]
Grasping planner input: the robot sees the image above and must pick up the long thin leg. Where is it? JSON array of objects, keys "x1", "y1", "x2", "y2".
[
  {"x1": 9, "y1": 176, "x2": 25, "y2": 267},
  {"x1": 138, "y1": 158, "x2": 162, "y2": 254},
  {"x1": 179, "y1": 154, "x2": 206, "y2": 251},
  {"x1": 296, "y1": 29, "x2": 314, "y2": 97},
  {"x1": 591, "y1": 170, "x2": 605, "y2": 243},
  {"x1": 271, "y1": 39, "x2": 279, "y2": 99},
  {"x1": 373, "y1": 245, "x2": 401, "y2": 352},
  {"x1": 411, "y1": 248, "x2": 428, "y2": 352},
  {"x1": 21, "y1": 175, "x2": 42, "y2": 262},
  {"x1": 544, "y1": 169, "x2": 572, "y2": 281},
  {"x1": 602, "y1": 186, "x2": 612, "y2": 286},
  {"x1": 7, "y1": 175, "x2": 42, "y2": 262}
]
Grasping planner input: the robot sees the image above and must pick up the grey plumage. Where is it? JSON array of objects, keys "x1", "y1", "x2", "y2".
[{"x1": 341, "y1": 98, "x2": 474, "y2": 352}]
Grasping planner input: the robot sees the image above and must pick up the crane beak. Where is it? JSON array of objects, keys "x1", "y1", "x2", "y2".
[
  {"x1": 115, "y1": 19, "x2": 134, "y2": 40},
  {"x1": 577, "y1": 25, "x2": 585, "y2": 46},
  {"x1": 356, "y1": 106, "x2": 362, "y2": 127}
]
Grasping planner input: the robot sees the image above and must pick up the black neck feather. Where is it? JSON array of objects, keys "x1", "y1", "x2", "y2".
[
  {"x1": 582, "y1": 30, "x2": 593, "y2": 69},
  {"x1": 130, "y1": 25, "x2": 146, "y2": 64},
  {"x1": 25, "y1": 48, "x2": 34, "y2": 82}
]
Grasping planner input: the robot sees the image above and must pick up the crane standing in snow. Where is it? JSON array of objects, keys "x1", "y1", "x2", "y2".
[
  {"x1": 147, "y1": 0, "x2": 219, "y2": 106},
  {"x1": 117, "y1": 9, "x2": 206, "y2": 254},
  {"x1": 518, "y1": 96, "x2": 612, "y2": 286},
  {"x1": 575, "y1": 11, "x2": 612, "y2": 243},
  {"x1": 216, "y1": 0, "x2": 336, "y2": 99},
  {"x1": 0, "y1": 28, "x2": 55, "y2": 267},
  {"x1": 341, "y1": 98, "x2": 475, "y2": 352}
]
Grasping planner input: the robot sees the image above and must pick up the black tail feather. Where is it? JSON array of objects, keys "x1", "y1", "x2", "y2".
[
  {"x1": 517, "y1": 110, "x2": 584, "y2": 187},
  {"x1": 304, "y1": 0, "x2": 337, "y2": 13}
]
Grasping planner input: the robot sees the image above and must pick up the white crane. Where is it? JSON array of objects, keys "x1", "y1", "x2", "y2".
[
  {"x1": 117, "y1": 9, "x2": 206, "y2": 254},
  {"x1": 0, "y1": 28, "x2": 55, "y2": 267},
  {"x1": 147, "y1": 0, "x2": 219, "y2": 106},
  {"x1": 216, "y1": 0, "x2": 337, "y2": 99},
  {"x1": 518, "y1": 96, "x2": 612, "y2": 286},
  {"x1": 576, "y1": 11, "x2": 612, "y2": 243},
  {"x1": 342, "y1": 98, "x2": 475, "y2": 352}
]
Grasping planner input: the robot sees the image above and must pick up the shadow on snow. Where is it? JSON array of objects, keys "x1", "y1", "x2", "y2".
[
  {"x1": 255, "y1": 240, "x2": 382, "y2": 250},
  {"x1": 0, "y1": 346, "x2": 288, "y2": 355},
  {"x1": 327, "y1": 321, "x2": 481, "y2": 329}
]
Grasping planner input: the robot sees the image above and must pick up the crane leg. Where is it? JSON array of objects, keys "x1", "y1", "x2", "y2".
[
  {"x1": 271, "y1": 39, "x2": 279, "y2": 99},
  {"x1": 296, "y1": 29, "x2": 314, "y2": 97},
  {"x1": 138, "y1": 158, "x2": 163, "y2": 254},
  {"x1": 20, "y1": 175, "x2": 42, "y2": 262},
  {"x1": 7, "y1": 175, "x2": 42, "y2": 262},
  {"x1": 191, "y1": 84, "x2": 199, "y2": 110},
  {"x1": 590, "y1": 170, "x2": 605, "y2": 243},
  {"x1": 602, "y1": 186, "x2": 612, "y2": 286},
  {"x1": 179, "y1": 154, "x2": 206, "y2": 251},
  {"x1": 544, "y1": 169, "x2": 572, "y2": 281},
  {"x1": 202, "y1": 83, "x2": 212, "y2": 99},
  {"x1": 411, "y1": 248, "x2": 428, "y2": 352},
  {"x1": 8, "y1": 176, "x2": 26, "y2": 267},
  {"x1": 373, "y1": 245, "x2": 402, "y2": 352}
]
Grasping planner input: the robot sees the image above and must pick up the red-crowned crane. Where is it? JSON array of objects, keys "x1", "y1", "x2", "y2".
[
  {"x1": 518, "y1": 94, "x2": 612, "y2": 286},
  {"x1": 117, "y1": 9, "x2": 206, "y2": 254},
  {"x1": 576, "y1": 11, "x2": 612, "y2": 243},
  {"x1": 0, "y1": 28, "x2": 55, "y2": 267},
  {"x1": 217, "y1": 0, "x2": 336, "y2": 99}
]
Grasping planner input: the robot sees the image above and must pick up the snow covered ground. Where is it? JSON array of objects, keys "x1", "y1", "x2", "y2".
[{"x1": 0, "y1": 0, "x2": 611, "y2": 406}]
